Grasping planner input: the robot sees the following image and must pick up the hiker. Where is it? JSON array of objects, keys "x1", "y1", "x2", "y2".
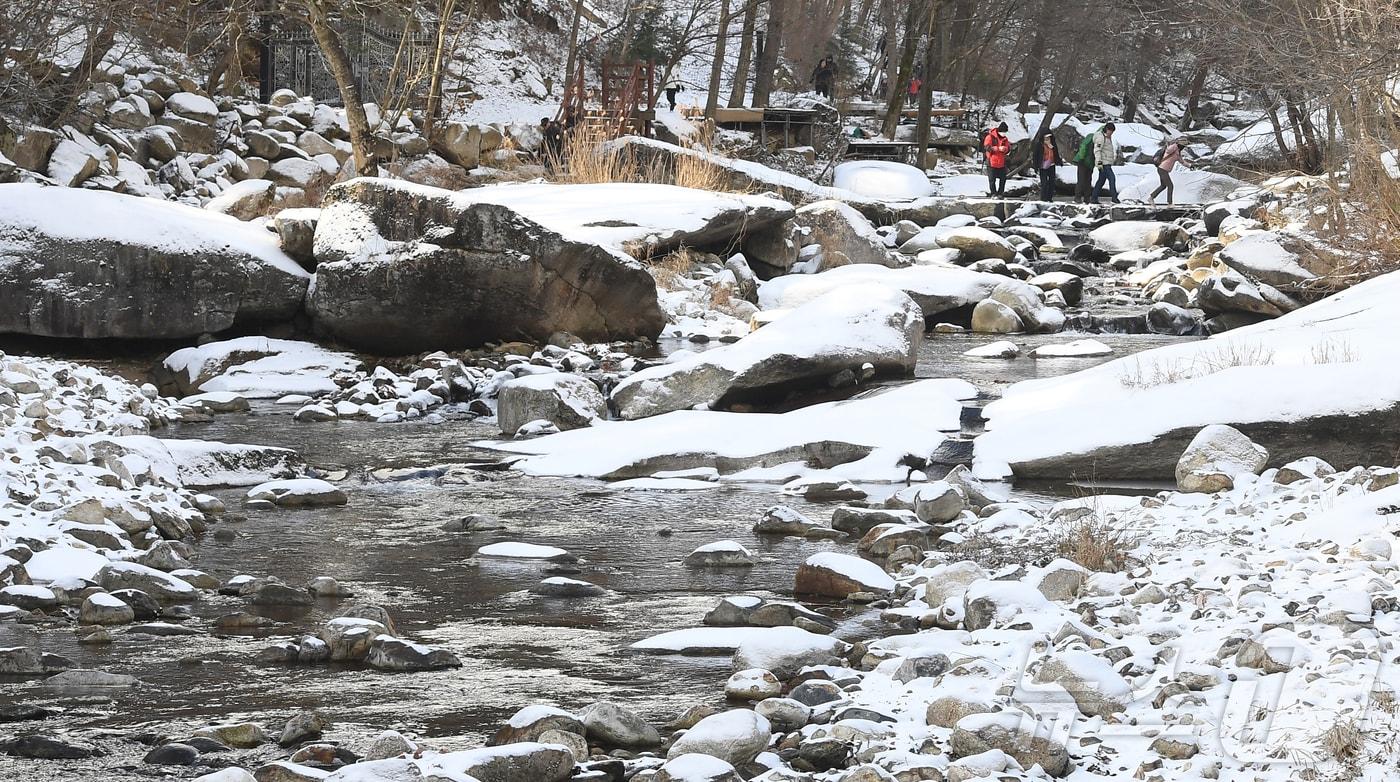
[
  {"x1": 663, "y1": 79, "x2": 682, "y2": 111},
  {"x1": 811, "y1": 57, "x2": 836, "y2": 99},
  {"x1": 1150, "y1": 137, "x2": 1185, "y2": 204},
  {"x1": 1073, "y1": 129, "x2": 1097, "y2": 203},
  {"x1": 983, "y1": 121, "x2": 1011, "y2": 197},
  {"x1": 1031, "y1": 130, "x2": 1060, "y2": 202},
  {"x1": 908, "y1": 75, "x2": 923, "y2": 101},
  {"x1": 541, "y1": 117, "x2": 563, "y2": 171},
  {"x1": 1091, "y1": 122, "x2": 1120, "y2": 204}
]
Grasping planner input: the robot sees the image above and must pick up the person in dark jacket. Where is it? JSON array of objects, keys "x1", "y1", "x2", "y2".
[
  {"x1": 541, "y1": 117, "x2": 563, "y2": 171},
  {"x1": 811, "y1": 57, "x2": 836, "y2": 99},
  {"x1": 1031, "y1": 131, "x2": 1060, "y2": 202}
]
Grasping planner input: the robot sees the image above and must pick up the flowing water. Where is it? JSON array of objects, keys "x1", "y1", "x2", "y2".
[{"x1": 0, "y1": 331, "x2": 1190, "y2": 777}]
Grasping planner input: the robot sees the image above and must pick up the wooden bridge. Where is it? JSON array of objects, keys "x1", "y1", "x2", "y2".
[{"x1": 557, "y1": 59, "x2": 657, "y2": 138}]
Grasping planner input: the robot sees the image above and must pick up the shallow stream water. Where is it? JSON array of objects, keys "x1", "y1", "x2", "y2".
[{"x1": 0, "y1": 331, "x2": 1190, "y2": 778}]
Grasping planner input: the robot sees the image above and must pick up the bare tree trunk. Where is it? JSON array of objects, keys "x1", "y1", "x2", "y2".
[
  {"x1": 1022, "y1": 41, "x2": 1083, "y2": 167},
  {"x1": 881, "y1": 0, "x2": 898, "y2": 102},
  {"x1": 915, "y1": 0, "x2": 944, "y2": 168},
  {"x1": 563, "y1": 0, "x2": 585, "y2": 98},
  {"x1": 727, "y1": 0, "x2": 759, "y2": 106},
  {"x1": 423, "y1": 0, "x2": 461, "y2": 141},
  {"x1": 706, "y1": 0, "x2": 732, "y2": 117},
  {"x1": 1262, "y1": 98, "x2": 1290, "y2": 166},
  {"x1": 752, "y1": 0, "x2": 787, "y2": 107},
  {"x1": 204, "y1": 9, "x2": 246, "y2": 97},
  {"x1": 1122, "y1": 33, "x2": 1149, "y2": 124},
  {"x1": 1180, "y1": 62, "x2": 1208, "y2": 130},
  {"x1": 880, "y1": 0, "x2": 922, "y2": 139},
  {"x1": 304, "y1": 0, "x2": 378, "y2": 176},
  {"x1": 1015, "y1": 0, "x2": 1046, "y2": 112},
  {"x1": 42, "y1": 25, "x2": 115, "y2": 127}
]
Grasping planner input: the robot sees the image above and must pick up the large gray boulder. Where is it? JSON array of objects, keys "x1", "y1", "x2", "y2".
[
  {"x1": 666, "y1": 709, "x2": 772, "y2": 767},
  {"x1": 1196, "y1": 272, "x2": 1284, "y2": 317},
  {"x1": 419, "y1": 743, "x2": 574, "y2": 782},
  {"x1": 307, "y1": 178, "x2": 665, "y2": 353},
  {"x1": 950, "y1": 712, "x2": 1072, "y2": 777},
  {"x1": 795, "y1": 199, "x2": 900, "y2": 268},
  {"x1": 497, "y1": 373, "x2": 605, "y2": 435},
  {"x1": 578, "y1": 701, "x2": 661, "y2": 748},
  {"x1": 1217, "y1": 231, "x2": 1317, "y2": 289},
  {"x1": 1175, "y1": 424, "x2": 1268, "y2": 492},
  {"x1": 610, "y1": 284, "x2": 922, "y2": 419},
  {"x1": 0, "y1": 184, "x2": 308, "y2": 339}
]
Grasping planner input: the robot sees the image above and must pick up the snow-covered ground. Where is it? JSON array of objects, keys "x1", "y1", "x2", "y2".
[{"x1": 974, "y1": 268, "x2": 1400, "y2": 480}]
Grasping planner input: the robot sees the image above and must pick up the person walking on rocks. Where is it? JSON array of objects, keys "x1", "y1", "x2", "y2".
[
  {"x1": 811, "y1": 57, "x2": 837, "y2": 99},
  {"x1": 1090, "y1": 122, "x2": 1120, "y2": 204},
  {"x1": 1150, "y1": 137, "x2": 1185, "y2": 204},
  {"x1": 1073, "y1": 129, "x2": 1097, "y2": 203},
  {"x1": 1031, "y1": 130, "x2": 1060, "y2": 202},
  {"x1": 983, "y1": 121, "x2": 1011, "y2": 197}
]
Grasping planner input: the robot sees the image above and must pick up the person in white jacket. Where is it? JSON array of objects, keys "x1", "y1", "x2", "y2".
[{"x1": 1090, "y1": 122, "x2": 1119, "y2": 204}]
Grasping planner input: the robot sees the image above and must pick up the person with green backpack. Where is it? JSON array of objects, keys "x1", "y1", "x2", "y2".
[{"x1": 1073, "y1": 129, "x2": 1097, "y2": 203}]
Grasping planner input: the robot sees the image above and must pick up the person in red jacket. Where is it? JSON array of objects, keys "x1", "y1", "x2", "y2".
[{"x1": 983, "y1": 121, "x2": 1011, "y2": 197}]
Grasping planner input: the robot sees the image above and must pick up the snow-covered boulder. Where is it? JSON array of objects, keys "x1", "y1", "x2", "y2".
[
  {"x1": 489, "y1": 705, "x2": 583, "y2": 745},
  {"x1": 1034, "y1": 651, "x2": 1132, "y2": 718},
  {"x1": 937, "y1": 226, "x2": 1017, "y2": 261},
  {"x1": 970, "y1": 300, "x2": 1022, "y2": 333},
  {"x1": 725, "y1": 668, "x2": 781, "y2": 700},
  {"x1": 611, "y1": 284, "x2": 922, "y2": 419},
  {"x1": 1217, "y1": 231, "x2": 1317, "y2": 288},
  {"x1": 684, "y1": 540, "x2": 756, "y2": 567},
  {"x1": 459, "y1": 181, "x2": 794, "y2": 257},
  {"x1": 1196, "y1": 272, "x2": 1284, "y2": 317},
  {"x1": 497, "y1": 373, "x2": 605, "y2": 435},
  {"x1": 579, "y1": 701, "x2": 661, "y2": 748},
  {"x1": 794, "y1": 199, "x2": 899, "y2": 268},
  {"x1": 655, "y1": 753, "x2": 742, "y2": 782},
  {"x1": 666, "y1": 709, "x2": 772, "y2": 767},
  {"x1": 759, "y1": 264, "x2": 1015, "y2": 320},
  {"x1": 160, "y1": 337, "x2": 359, "y2": 398},
  {"x1": 204, "y1": 178, "x2": 277, "y2": 221},
  {"x1": 307, "y1": 177, "x2": 664, "y2": 352},
  {"x1": 950, "y1": 712, "x2": 1072, "y2": 777},
  {"x1": 1175, "y1": 424, "x2": 1268, "y2": 492},
  {"x1": 0, "y1": 184, "x2": 308, "y2": 339},
  {"x1": 476, "y1": 542, "x2": 571, "y2": 561},
  {"x1": 974, "y1": 270, "x2": 1400, "y2": 481},
  {"x1": 416, "y1": 743, "x2": 574, "y2": 782},
  {"x1": 1088, "y1": 221, "x2": 1183, "y2": 253},
  {"x1": 246, "y1": 478, "x2": 347, "y2": 508},
  {"x1": 731, "y1": 626, "x2": 850, "y2": 677},
  {"x1": 989, "y1": 281, "x2": 1064, "y2": 333},
  {"x1": 833, "y1": 160, "x2": 935, "y2": 200},
  {"x1": 794, "y1": 552, "x2": 895, "y2": 597}
]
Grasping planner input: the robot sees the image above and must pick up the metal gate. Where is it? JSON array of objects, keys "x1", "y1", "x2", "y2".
[{"x1": 265, "y1": 19, "x2": 433, "y2": 106}]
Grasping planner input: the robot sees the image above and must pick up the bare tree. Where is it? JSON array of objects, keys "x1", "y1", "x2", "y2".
[
  {"x1": 706, "y1": 0, "x2": 733, "y2": 116},
  {"x1": 726, "y1": 0, "x2": 760, "y2": 105}
]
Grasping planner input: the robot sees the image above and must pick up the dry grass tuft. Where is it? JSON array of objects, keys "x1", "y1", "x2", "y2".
[
  {"x1": 548, "y1": 120, "x2": 742, "y2": 193},
  {"x1": 1308, "y1": 337, "x2": 1359, "y2": 365},
  {"x1": 647, "y1": 247, "x2": 699, "y2": 291},
  {"x1": 1053, "y1": 518, "x2": 1135, "y2": 573},
  {"x1": 1320, "y1": 717, "x2": 1365, "y2": 763},
  {"x1": 1119, "y1": 342, "x2": 1277, "y2": 389}
]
